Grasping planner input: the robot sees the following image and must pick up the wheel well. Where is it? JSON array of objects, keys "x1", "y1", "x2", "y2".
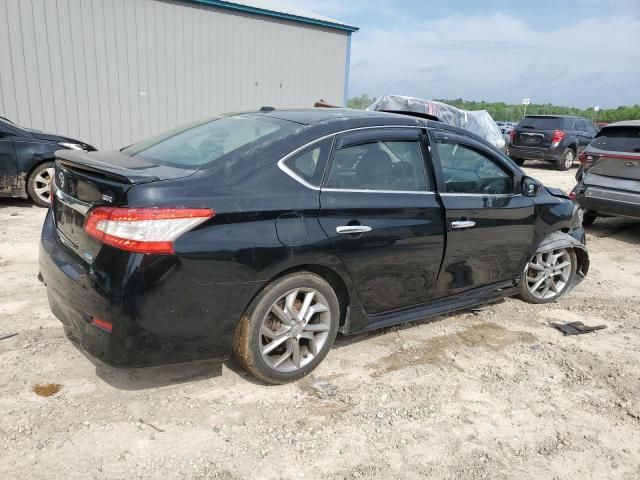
[
  {"x1": 567, "y1": 144, "x2": 577, "y2": 153},
  {"x1": 26, "y1": 159, "x2": 55, "y2": 182},
  {"x1": 263, "y1": 265, "x2": 351, "y2": 327}
]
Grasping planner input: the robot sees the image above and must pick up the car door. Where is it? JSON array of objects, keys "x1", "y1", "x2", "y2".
[
  {"x1": 0, "y1": 122, "x2": 19, "y2": 195},
  {"x1": 318, "y1": 127, "x2": 445, "y2": 315},
  {"x1": 429, "y1": 130, "x2": 536, "y2": 298}
]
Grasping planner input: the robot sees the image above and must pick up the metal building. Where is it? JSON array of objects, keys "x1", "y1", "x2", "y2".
[{"x1": 0, "y1": 0, "x2": 357, "y2": 149}]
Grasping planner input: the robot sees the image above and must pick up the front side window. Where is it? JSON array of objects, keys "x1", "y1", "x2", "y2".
[
  {"x1": 435, "y1": 142, "x2": 514, "y2": 194},
  {"x1": 325, "y1": 141, "x2": 427, "y2": 191}
]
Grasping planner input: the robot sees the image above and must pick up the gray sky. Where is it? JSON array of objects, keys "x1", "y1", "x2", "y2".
[{"x1": 294, "y1": 0, "x2": 640, "y2": 108}]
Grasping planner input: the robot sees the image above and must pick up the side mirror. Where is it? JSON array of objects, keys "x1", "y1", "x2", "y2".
[{"x1": 521, "y1": 176, "x2": 540, "y2": 197}]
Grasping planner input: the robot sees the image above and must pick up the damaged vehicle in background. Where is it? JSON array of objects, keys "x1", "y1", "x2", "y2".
[
  {"x1": 0, "y1": 117, "x2": 96, "y2": 206},
  {"x1": 572, "y1": 120, "x2": 640, "y2": 226},
  {"x1": 40, "y1": 108, "x2": 588, "y2": 384}
]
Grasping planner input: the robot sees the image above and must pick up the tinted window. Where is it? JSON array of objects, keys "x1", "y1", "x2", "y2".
[
  {"x1": 122, "y1": 115, "x2": 294, "y2": 168},
  {"x1": 518, "y1": 117, "x2": 561, "y2": 130},
  {"x1": 325, "y1": 141, "x2": 427, "y2": 191},
  {"x1": 574, "y1": 119, "x2": 589, "y2": 131},
  {"x1": 283, "y1": 137, "x2": 333, "y2": 187},
  {"x1": 436, "y1": 142, "x2": 514, "y2": 194},
  {"x1": 591, "y1": 126, "x2": 640, "y2": 153}
]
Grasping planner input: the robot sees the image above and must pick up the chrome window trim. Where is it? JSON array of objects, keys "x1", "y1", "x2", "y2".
[
  {"x1": 322, "y1": 188, "x2": 436, "y2": 195},
  {"x1": 53, "y1": 184, "x2": 91, "y2": 215},
  {"x1": 439, "y1": 193, "x2": 522, "y2": 198},
  {"x1": 277, "y1": 125, "x2": 427, "y2": 192}
]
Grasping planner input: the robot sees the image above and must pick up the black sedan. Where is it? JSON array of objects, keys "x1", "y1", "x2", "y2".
[
  {"x1": 0, "y1": 117, "x2": 95, "y2": 206},
  {"x1": 40, "y1": 109, "x2": 588, "y2": 384}
]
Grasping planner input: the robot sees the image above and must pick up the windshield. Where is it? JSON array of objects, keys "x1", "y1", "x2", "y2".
[
  {"x1": 591, "y1": 126, "x2": 640, "y2": 153},
  {"x1": 122, "y1": 115, "x2": 294, "y2": 168},
  {"x1": 518, "y1": 117, "x2": 562, "y2": 130}
]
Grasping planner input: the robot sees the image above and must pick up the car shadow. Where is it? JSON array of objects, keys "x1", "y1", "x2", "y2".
[
  {"x1": 0, "y1": 197, "x2": 38, "y2": 209},
  {"x1": 584, "y1": 216, "x2": 640, "y2": 245}
]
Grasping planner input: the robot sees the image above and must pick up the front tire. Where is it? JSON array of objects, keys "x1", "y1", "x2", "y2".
[
  {"x1": 557, "y1": 148, "x2": 575, "y2": 171},
  {"x1": 233, "y1": 272, "x2": 340, "y2": 384},
  {"x1": 27, "y1": 161, "x2": 55, "y2": 207},
  {"x1": 519, "y1": 248, "x2": 577, "y2": 304}
]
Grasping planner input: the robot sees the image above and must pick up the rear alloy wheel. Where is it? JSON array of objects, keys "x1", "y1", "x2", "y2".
[
  {"x1": 558, "y1": 148, "x2": 575, "y2": 171},
  {"x1": 519, "y1": 248, "x2": 577, "y2": 304},
  {"x1": 234, "y1": 272, "x2": 339, "y2": 384},
  {"x1": 27, "y1": 161, "x2": 55, "y2": 207}
]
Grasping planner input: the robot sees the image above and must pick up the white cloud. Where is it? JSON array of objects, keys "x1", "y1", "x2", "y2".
[{"x1": 349, "y1": 12, "x2": 640, "y2": 107}]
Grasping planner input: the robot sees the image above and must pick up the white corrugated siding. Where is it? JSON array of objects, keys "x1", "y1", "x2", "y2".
[{"x1": 0, "y1": 0, "x2": 349, "y2": 149}]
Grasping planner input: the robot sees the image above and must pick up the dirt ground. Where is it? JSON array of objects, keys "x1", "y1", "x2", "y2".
[{"x1": 1, "y1": 161, "x2": 639, "y2": 479}]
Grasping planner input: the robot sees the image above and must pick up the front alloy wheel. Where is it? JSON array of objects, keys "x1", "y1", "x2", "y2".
[
  {"x1": 519, "y1": 248, "x2": 577, "y2": 304},
  {"x1": 234, "y1": 272, "x2": 339, "y2": 384}
]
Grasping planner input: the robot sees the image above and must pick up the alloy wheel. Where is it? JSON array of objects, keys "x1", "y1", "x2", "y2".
[
  {"x1": 524, "y1": 249, "x2": 572, "y2": 300},
  {"x1": 33, "y1": 167, "x2": 55, "y2": 204},
  {"x1": 564, "y1": 150, "x2": 575, "y2": 169},
  {"x1": 259, "y1": 288, "x2": 331, "y2": 373}
]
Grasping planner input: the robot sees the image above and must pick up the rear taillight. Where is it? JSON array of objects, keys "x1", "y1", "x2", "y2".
[
  {"x1": 579, "y1": 153, "x2": 599, "y2": 164},
  {"x1": 509, "y1": 130, "x2": 516, "y2": 142},
  {"x1": 84, "y1": 207, "x2": 215, "y2": 254},
  {"x1": 551, "y1": 130, "x2": 565, "y2": 143}
]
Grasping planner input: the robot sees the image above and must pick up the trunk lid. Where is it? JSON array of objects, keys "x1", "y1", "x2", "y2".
[
  {"x1": 52, "y1": 149, "x2": 196, "y2": 262},
  {"x1": 512, "y1": 116, "x2": 565, "y2": 147}
]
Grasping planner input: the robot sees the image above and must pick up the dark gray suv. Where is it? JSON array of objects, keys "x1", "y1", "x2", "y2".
[{"x1": 507, "y1": 115, "x2": 598, "y2": 170}]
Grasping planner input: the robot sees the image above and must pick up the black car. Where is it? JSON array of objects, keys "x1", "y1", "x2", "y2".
[
  {"x1": 572, "y1": 120, "x2": 640, "y2": 225},
  {"x1": 0, "y1": 117, "x2": 95, "y2": 206},
  {"x1": 40, "y1": 109, "x2": 589, "y2": 384},
  {"x1": 507, "y1": 115, "x2": 598, "y2": 170}
]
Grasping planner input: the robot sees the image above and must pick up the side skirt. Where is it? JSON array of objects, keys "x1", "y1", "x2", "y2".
[{"x1": 340, "y1": 281, "x2": 517, "y2": 335}]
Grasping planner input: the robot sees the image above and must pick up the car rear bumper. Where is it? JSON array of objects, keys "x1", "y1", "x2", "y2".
[
  {"x1": 39, "y1": 210, "x2": 262, "y2": 367},
  {"x1": 506, "y1": 144, "x2": 564, "y2": 162},
  {"x1": 575, "y1": 186, "x2": 640, "y2": 219}
]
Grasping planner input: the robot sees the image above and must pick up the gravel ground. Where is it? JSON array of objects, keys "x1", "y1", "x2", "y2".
[{"x1": 0, "y1": 161, "x2": 639, "y2": 479}]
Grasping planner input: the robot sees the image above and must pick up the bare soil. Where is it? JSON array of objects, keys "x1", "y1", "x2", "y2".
[{"x1": 1, "y1": 161, "x2": 639, "y2": 479}]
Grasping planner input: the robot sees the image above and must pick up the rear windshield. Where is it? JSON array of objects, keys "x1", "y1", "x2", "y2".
[
  {"x1": 122, "y1": 115, "x2": 294, "y2": 167},
  {"x1": 591, "y1": 126, "x2": 640, "y2": 153},
  {"x1": 518, "y1": 117, "x2": 562, "y2": 130}
]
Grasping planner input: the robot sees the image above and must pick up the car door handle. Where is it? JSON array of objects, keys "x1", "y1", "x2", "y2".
[
  {"x1": 451, "y1": 220, "x2": 476, "y2": 229},
  {"x1": 336, "y1": 225, "x2": 372, "y2": 234}
]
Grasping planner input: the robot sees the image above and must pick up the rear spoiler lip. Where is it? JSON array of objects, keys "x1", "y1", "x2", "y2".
[{"x1": 53, "y1": 149, "x2": 205, "y2": 185}]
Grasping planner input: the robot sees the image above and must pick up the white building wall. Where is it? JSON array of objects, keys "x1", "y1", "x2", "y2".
[{"x1": 0, "y1": 0, "x2": 349, "y2": 149}]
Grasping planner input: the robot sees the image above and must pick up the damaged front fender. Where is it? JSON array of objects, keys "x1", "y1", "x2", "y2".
[{"x1": 536, "y1": 230, "x2": 590, "y2": 281}]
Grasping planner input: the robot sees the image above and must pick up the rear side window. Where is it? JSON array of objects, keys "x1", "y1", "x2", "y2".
[
  {"x1": 435, "y1": 142, "x2": 514, "y2": 194},
  {"x1": 591, "y1": 126, "x2": 640, "y2": 153},
  {"x1": 518, "y1": 117, "x2": 561, "y2": 130},
  {"x1": 282, "y1": 137, "x2": 333, "y2": 187},
  {"x1": 122, "y1": 115, "x2": 294, "y2": 168},
  {"x1": 325, "y1": 141, "x2": 428, "y2": 191}
]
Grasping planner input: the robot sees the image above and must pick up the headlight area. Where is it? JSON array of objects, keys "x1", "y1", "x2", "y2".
[{"x1": 58, "y1": 141, "x2": 85, "y2": 151}]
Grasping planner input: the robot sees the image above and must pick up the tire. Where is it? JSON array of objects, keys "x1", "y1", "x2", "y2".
[
  {"x1": 26, "y1": 161, "x2": 55, "y2": 207},
  {"x1": 512, "y1": 157, "x2": 525, "y2": 166},
  {"x1": 582, "y1": 212, "x2": 597, "y2": 227},
  {"x1": 233, "y1": 272, "x2": 340, "y2": 384},
  {"x1": 557, "y1": 148, "x2": 575, "y2": 171},
  {"x1": 519, "y1": 248, "x2": 577, "y2": 304}
]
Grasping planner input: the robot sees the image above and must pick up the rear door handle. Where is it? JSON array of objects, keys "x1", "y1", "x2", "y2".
[
  {"x1": 451, "y1": 220, "x2": 476, "y2": 229},
  {"x1": 336, "y1": 225, "x2": 372, "y2": 234}
]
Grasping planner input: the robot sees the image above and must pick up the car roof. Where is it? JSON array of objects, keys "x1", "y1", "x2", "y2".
[
  {"x1": 524, "y1": 115, "x2": 584, "y2": 119},
  {"x1": 254, "y1": 107, "x2": 424, "y2": 126},
  {"x1": 602, "y1": 120, "x2": 640, "y2": 128}
]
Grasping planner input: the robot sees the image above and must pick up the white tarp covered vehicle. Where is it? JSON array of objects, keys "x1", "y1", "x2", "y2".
[{"x1": 367, "y1": 95, "x2": 506, "y2": 150}]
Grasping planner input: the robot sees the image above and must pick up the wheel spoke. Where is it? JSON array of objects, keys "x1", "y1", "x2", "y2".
[
  {"x1": 540, "y1": 282, "x2": 551, "y2": 297},
  {"x1": 284, "y1": 290, "x2": 299, "y2": 317},
  {"x1": 553, "y1": 261, "x2": 570, "y2": 271},
  {"x1": 270, "y1": 304, "x2": 293, "y2": 325},
  {"x1": 292, "y1": 338, "x2": 301, "y2": 369},
  {"x1": 304, "y1": 302, "x2": 329, "y2": 323},
  {"x1": 301, "y1": 332, "x2": 317, "y2": 356},
  {"x1": 549, "y1": 277, "x2": 559, "y2": 293},
  {"x1": 272, "y1": 342, "x2": 292, "y2": 368},
  {"x1": 261, "y1": 323, "x2": 289, "y2": 339},
  {"x1": 262, "y1": 332, "x2": 290, "y2": 355},
  {"x1": 303, "y1": 323, "x2": 329, "y2": 333},
  {"x1": 530, "y1": 276, "x2": 546, "y2": 292},
  {"x1": 34, "y1": 186, "x2": 49, "y2": 195},
  {"x1": 528, "y1": 262, "x2": 544, "y2": 272},
  {"x1": 297, "y1": 290, "x2": 315, "y2": 321}
]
